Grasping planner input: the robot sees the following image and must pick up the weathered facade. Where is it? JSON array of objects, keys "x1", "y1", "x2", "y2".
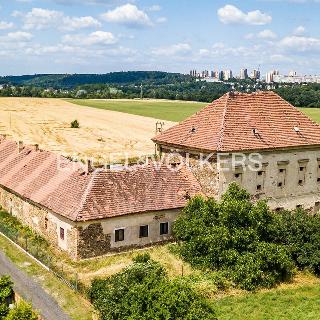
[
  {"x1": 153, "y1": 91, "x2": 320, "y2": 212},
  {"x1": 0, "y1": 136, "x2": 201, "y2": 259}
]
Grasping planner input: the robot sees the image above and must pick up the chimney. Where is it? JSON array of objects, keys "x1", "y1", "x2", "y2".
[
  {"x1": 87, "y1": 159, "x2": 94, "y2": 174},
  {"x1": 18, "y1": 141, "x2": 24, "y2": 153},
  {"x1": 34, "y1": 144, "x2": 39, "y2": 151}
]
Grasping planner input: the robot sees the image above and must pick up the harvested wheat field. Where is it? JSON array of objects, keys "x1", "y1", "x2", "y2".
[{"x1": 0, "y1": 97, "x2": 176, "y2": 162}]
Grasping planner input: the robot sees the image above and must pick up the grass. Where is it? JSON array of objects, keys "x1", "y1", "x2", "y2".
[
  {"x1": 67, "y1": 99, "x2": 320, "y2": 124},
  {"x1": 66, "y1": 99, "x2": 205, "y2": 122},
  {"x1": 0, "y1": 234, "x2": 94, "y2": 320},
  {"x1": 214, "y1": 272, "x2": 320, "y2": 320},
  {"x1": 3, "y1": 228, "x2": 320, "y2": 320},
  {"x1": 300, "y1": 108, "x2": 320, "y2": 124}
]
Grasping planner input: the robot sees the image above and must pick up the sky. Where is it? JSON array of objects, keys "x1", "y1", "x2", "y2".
[{"x1": 0, "y1": 0, "x2": 319, "y2": 76}]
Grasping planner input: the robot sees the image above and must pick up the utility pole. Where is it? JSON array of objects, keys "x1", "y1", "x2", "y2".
[{"x1": 140, "y1": 83, "x2": 143, "y2": 100}]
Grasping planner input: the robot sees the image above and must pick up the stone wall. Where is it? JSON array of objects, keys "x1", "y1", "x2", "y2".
[
  {"x1": 160, "y1": 147, "x2": 220, "y2": 198},
  {"x1": 0, "y1": 186, "x2": 78, "y2": 259},
  {"x1": 77, "y1": 223, "x2": 111, "y2": 259},
  {"x1": 219, "y1": 147, "x2": 320, "y2": 210}
]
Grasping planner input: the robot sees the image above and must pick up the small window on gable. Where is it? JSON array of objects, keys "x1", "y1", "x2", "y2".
[
  {"x1": 60, "y1": 227, "x2": 65, "y2": 240},
  {"x1": 115, "y1": 229, "x2": 125, "y2": 242},
  {"x1": 257, "y1": 185, "x2": 262, "y2": 191},
  {"x1": 258, "y1": 171, "x2": 263, "y2": 176},
  {"x1": 235, "y1": 173, "x2": 241, "y2": 179},
  {"x1": 279, "y1": 168, "x2": 284, "y2": 173},
  {"x1": 139, "y1": 225, "x2": 149, "y2": 238},
  {"x1": 278, "y1": 182, "x2": 283, "y2": 188}
]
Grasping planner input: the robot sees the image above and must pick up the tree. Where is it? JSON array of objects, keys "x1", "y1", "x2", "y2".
[
  {"x1": 173, "y1": 183, "x2": 295, "y2": 290},
  {"x1": 89, "y1": 255, "x2": 217, "y2": 320}
]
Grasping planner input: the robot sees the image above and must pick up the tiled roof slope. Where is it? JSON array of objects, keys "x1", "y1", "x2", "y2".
[
  {"x1": 152, "y1": 91, "x2": 320, "y2": 152},
  {"x1": 0, "y1": 136, "x2": 200, "y2": 222}
]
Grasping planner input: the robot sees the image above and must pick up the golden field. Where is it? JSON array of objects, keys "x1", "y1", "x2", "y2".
[{"x1": 0, "y1": 97, "x2": 175, "y2": 162}]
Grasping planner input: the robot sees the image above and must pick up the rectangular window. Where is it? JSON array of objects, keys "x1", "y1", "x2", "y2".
[
  {"x1": 44, "y1": 217, "x2": 48, "y2": 230},
  {"x1": 278, "y1": 168, "x2": 287, "y2": 187},
  {"x1": 139, "y1": 225, "x2": 149, "y2": 238},
  {"x1": 115, "y1": 229, "x2": 125, "y2": 242},
  {"x1": 60, "y1": 227, "x2": 65, "y2": 240},
  {"x1": 160, "y1": 222, "x2": 169, "y2": 235}
]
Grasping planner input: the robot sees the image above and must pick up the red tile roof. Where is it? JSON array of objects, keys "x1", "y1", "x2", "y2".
[
  {"x1": 153, "y1": 91, "x2": 320, "y2": 152},
  {"x1": 0, "y1": 137, "x2": 201, "y2": 222}
]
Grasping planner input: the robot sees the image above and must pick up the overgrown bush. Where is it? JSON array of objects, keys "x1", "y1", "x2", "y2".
[
  {"x1": 271, "y1": 209, "x2": 320, "y2": 274},
  {"x1": 5, "y1": 301, "x2": 38, "y2": 320},
  {"x1": 0, "y1": 276, "x2": 13, "y2": 318},
  {"x1": 173, "y1": 183, "x2": 295, "y2": 290},
  {"x1": 70, "y1": 119, "x2": 80, "y2": 128},
  {"x1": 89, "y1": 258, "x2": 217, "y2": 320}
]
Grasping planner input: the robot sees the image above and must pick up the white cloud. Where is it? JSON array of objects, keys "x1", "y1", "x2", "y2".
[
  {"x1": 15, "y1": 7, "x2": 101, "y2": 31},
  {"x1": 293, "y1": 25, "x2": 306, "y2": 35},
  {"x1": 62, "y1": 31, "x2": 117, "y2": 46},
  {"x1": 151, "y1": 43, "x2": 191, "y2": 56},
  {"x1": 279, "y1": 35, "x2": 320, "y2": 52},
  {"x1": 269, "y1": 54, "x2": 293, "y2": 62},
  {"x1": 156, "y1": 17, "x2": 167, "y2": 23},
  {"x1": 0, "y1": 21, "x2": 14, "y2": 30},
  {"x1": 62, "y1": 16, "x2": 101, "y2": 31},
  {"x1": 22, "y1": 8, "x2": 63, "y2": 30},
  {"x1": 101, "y1": 4, "x2": 152, "y2": 27},
  {"x1": 0, "y1": 31, "x2": 33, "y2": 42},
  {"x1": 258, "y1": 29, "x2": 277, "y2": 39},
  {"x1": 148, "y1": 5, "x2": 161, "y2": 12},
  {"x1": 217, "y1": 5, "x2": 272, "y2": 25}
]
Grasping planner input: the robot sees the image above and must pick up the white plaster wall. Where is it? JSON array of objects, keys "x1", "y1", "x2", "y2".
[
  {"x1": 48, "y1": 212, "x2": 73, "y2": 251},
  {"x1": 78, "y1": 209, "x2": 180, "y2": 249},
  {"x1": 219, "y1": 147, "x2": 320, "y2": 210}
]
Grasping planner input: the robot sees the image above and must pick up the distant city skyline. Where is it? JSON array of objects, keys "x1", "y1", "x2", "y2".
[{"x1": 1, "y1": 0, "x2": 320, "y2": 75}]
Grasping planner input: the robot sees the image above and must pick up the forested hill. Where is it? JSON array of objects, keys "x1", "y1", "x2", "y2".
[{"x1": 0, "y1": 71, "x2": 189, "y2": 89}]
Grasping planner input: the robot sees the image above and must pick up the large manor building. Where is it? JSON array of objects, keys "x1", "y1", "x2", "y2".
[{"x1": 1, "y1": 91, "x2": 320, "y2": 259}]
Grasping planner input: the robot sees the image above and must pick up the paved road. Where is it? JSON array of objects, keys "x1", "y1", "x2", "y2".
[{"x1": 0, "y1": 250, "x2": 71, "y2": 320}]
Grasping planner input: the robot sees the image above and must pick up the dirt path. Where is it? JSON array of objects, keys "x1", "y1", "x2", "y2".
[{"x1": 0, "y1": 250, "x2": 71, "y2": 320}]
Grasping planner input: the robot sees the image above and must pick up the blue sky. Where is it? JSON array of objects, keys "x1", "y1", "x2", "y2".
[{"x1": 0, "y1": 0, "x2": 319, "y2": 76}]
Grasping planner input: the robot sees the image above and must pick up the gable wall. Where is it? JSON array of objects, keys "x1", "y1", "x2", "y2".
[{"x1": 0, "y1": 186, "x2": 78, "y2": 259}]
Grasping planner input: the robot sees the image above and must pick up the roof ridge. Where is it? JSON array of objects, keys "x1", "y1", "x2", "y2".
[
  {"x1": 217, "y1": 93, "x2": 230, "y2": 151},
  {"x1": 73, "y1": 168, "x2": 103, "y2": 220}
]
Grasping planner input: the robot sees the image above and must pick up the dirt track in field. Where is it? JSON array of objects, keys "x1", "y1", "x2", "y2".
[{"x1": 0, "y1": 98, "x2": 175, "y2": 162}]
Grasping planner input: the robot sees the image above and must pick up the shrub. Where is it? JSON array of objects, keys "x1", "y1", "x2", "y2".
[
  {"x1": 70, "y1": 120, "x2": 80, "y2": 128},
  {"x1": 0, "y1": 276, "x2": 13, "y2": 318},
  {"x1": 132, "y1": 252, "x2": 151, "y2": 263},
  {"x1": 173, "y1": 183, "x2": 295, "y2": 290},
  {"x1": 89, "y1": 258, "x2": 217, "y2": 320},
  {"x1": 271, "y1": 209, "x2": 320, "y2": 274},
  {"x1": 5, "y1": 301, "x2": 38, "y2": 320}
]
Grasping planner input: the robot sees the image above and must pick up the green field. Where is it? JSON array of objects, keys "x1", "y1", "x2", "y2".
[
  {"x1": 300, "y1": 108, "x2": 320, "y2": 123},
  {"x1": 68, "y1": 99, "x2": 320, "y2": 124},
  {"x1": 67, "y1": 99, "x2": 206, "y2": 122},
  {"x1": 215, "y1": 279, "x2": 320, "y2": 320}
]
